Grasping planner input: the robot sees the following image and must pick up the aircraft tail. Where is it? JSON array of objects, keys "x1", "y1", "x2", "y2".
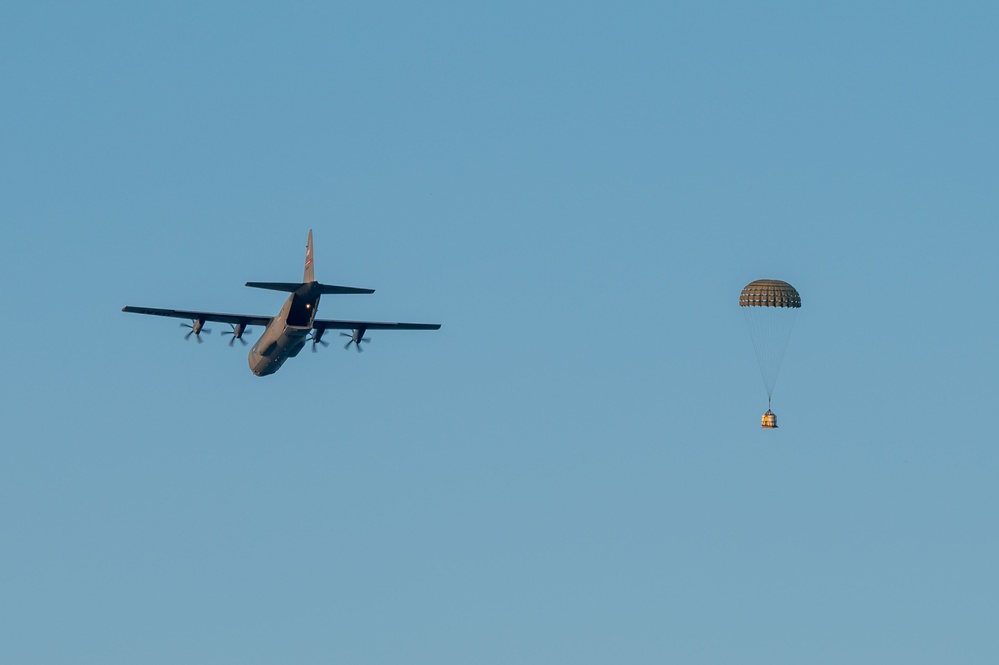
[
  {"x1": 304, "y1": 229, "x2": 315, "y2": 283},
  {"x1": 244, "y1": 230, "x2": 374, "y2": 295}
]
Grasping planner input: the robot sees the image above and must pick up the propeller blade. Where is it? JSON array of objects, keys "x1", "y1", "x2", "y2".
[
  {"x1": 181, "y1": 321, "x2": 208, "y2": 342},
  {"x1": 222, "y1": 325, "x2": 250, "y2": 347},
  {"x1": 307, "y1": 331, "x2": 330, "y2": 352},
  {"x1": 340, "y1": 331, "x2": 370, "y2": 352}
]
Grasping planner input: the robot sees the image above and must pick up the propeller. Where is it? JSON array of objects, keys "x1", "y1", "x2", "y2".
[
  {"x1": 221, "y1": 323, "x2": 252, "y2": 347},
  {"x1": 180, "y1": 319, "x2": 211, "y2": 343},
  {"x1": 308, "y1": 329, "x2": 329, "y2": 352},
  {"x1": 340, "y1": 329, "x2": 370, "y2": 353}
]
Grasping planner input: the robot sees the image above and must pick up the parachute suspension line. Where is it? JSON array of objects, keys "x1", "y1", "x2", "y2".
[{"x1": 742, "y1": 302, "x2": 798, "y2": 399}]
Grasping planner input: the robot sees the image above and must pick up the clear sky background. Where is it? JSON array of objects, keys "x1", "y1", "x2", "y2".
[{"x1": 2, "y1": 2, "x2": 997, "y2": 663}]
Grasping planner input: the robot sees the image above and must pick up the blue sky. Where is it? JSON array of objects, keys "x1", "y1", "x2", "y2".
[{"x1": 2, "y1": 2, "x2": 997, "y2": 663}]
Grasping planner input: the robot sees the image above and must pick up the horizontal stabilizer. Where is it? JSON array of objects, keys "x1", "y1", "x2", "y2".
[
  {"x1": 245, "y1": 281, "x2": 375, "y2": 295},
  {"x1": 317, "y1": 283, "x2": 375, "y2": 295},
  {"x1": 245, "y1": 282, "x2": 303, "y2": 292}
]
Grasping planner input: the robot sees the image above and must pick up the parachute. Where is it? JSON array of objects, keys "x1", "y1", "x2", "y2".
[{"x1": 740, "y1": 279, "x2": 801, "y2": 428}]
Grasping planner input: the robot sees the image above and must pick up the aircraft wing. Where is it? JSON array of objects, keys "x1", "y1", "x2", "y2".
[
  {"x1": 312, "y1": 318, "x2": 441, "y2": 331},
  {"x1": 122, "y1": 306, "x2": 272, "y2": 327}
]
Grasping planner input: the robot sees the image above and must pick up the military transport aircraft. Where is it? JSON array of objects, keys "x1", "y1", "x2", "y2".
[{"x1": 122, "y1": 230, "x2": 441, "y2": 376}]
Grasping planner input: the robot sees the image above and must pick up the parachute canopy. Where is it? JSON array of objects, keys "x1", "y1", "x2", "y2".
[
  {"x1": 740, "y1": 279, "x2": 800, "y2": 400},
  {"x1": 739, "y1": 279, "x2": 801, "y2": 309}
]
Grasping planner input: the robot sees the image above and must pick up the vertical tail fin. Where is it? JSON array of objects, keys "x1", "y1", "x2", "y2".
[{"x1": 304, "y1": 229, "x2": 315, "y2": 283}]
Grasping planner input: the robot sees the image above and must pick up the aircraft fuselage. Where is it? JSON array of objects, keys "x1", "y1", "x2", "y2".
[{"x1": 248, "y1": 283, "x2": 321, "y2": 376}]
